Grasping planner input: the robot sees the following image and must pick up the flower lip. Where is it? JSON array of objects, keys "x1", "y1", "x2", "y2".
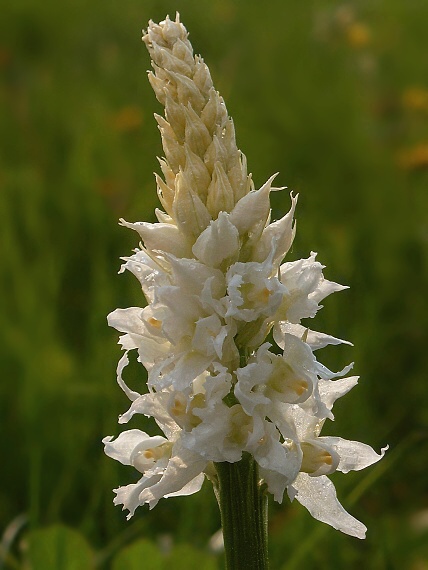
[
  {"x1": 131, "y1": 439, "x2": 172, "y2": 473},
  {"x1": 300, "y1": 441, "x2": 340, "y2": 477}
]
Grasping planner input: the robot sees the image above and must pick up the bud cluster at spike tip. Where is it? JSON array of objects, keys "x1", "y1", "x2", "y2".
[{"x1": 103, "y1": 14, "x2": 386, "y2": 539}]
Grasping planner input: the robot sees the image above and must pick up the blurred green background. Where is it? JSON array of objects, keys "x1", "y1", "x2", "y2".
[{"x1": 1, "y1": 0, "x2": 428, "y2": 568}]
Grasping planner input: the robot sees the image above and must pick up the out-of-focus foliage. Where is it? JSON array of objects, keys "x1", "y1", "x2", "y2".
[
  {"x1": 1, "y1": 0, "x2": 427, "y2": 568},
  {"x1": 27, "y1": 525, "x2": 94, "y2": 570}
]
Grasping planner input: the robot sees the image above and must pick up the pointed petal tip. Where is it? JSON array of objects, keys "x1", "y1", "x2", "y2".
[
  {"x1": 353, "y1": 525, "x2": 367, "y2": 540},
  {"x1": 267, "y1": 172, "x2": 280, "y2": 185}
]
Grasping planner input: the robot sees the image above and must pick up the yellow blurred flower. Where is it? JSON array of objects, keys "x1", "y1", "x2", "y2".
[
  {"x1": 345, "y1": 22, "x2": 371, "y2": 48},
  {"x1": 397, "y1": 144, "x2": 428, "y2": 171},
  {"x1": 402, "y1": 87, "x2": 428, "y2": 112}
]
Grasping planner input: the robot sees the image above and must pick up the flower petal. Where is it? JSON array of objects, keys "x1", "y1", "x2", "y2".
[
  {"x1": 253, "y1": 193, "x2": 297, "y2": 267},
  {"x1": 318, "y1": 376, "x2": 360, "y2": 410},
  {"x1": 165, "y1": 473, "x2": 206, "y2": 498},
  {"x1": 115, "y1": 351, "x2": 140, "y2": 401},
  {"x1": 274, "y1": 322, "x2": 352, "y2": 350},
  {"x1": 229, "y1": 174, "x2": 277, "y2": 235},
  {"x1": 120, "y1": 219, "x2": 193, "y2": 258},
  {"x1": 292, "y1": 473, "x2": 367, "y2": 539},
  {"x1": 119, "y1": 392, "x2": 180, "y2": 440},
  {"x1": 318, "y1": 437, "x2": 388, "y2": 474},
  {"x1": 138, "y1": 446, "x2": 207, "y2": 509},
  {"x1": 119, "y1": 248, "x2": 169, "y2": 303},
  {"x1": 113, "y1": 474, "x2": 161, "y2": 519}
]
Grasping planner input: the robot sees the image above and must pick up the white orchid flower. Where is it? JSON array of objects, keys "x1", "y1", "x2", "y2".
[
  {"x1": 284, "y1": 377, "x2": 387, "y2": 538},
  {"x1": 103, "y1": 430, "x2": 206, "y2": 516},
  {"x1": 234, "y1": 337, "x2": 315, "y2": 416}
]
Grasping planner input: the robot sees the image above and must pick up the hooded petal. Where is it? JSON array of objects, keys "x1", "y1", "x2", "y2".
[
  {"x1": 119, "y1": 219, "x2": 193, "y2": 258},
  {"x1": 165, "y1": 255, "x2": 225, "y2": 298},
  {"x1": 192, "y1": 212, "x2": 240, "y2": 268},
  {"x1": 103, "y1": 430, "x2": 156, "y2": 466}
]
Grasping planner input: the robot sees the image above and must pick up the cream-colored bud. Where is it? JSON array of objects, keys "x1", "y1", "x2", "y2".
[
  {"x1": 152, "y1": 64, "x2": 170, "y2": 86},
  {"x1": 206, "y1": 162, "x2": 235, "y2": 217},
  {"x1": 193, "y1": 57, "x2": 214, "y2": 94},
  {"x1": 184, "y1": 144, "x2": 211, "y2": 201},
  {"x1": 172, "y1": 38, "x2": 194, "y2": 67},
  {"x1": 173, "y1": 170, "x2": 212, "y2": 237},
  {"x1": 165, "y1": 95, "x2": 186, "y2": 140},
  {"x1": 204, "y1": 135, "x2": 228, "y2": 173},
  {"x1": 200, "y1": 89, "x2": 228, "y2": 134},
  {"x1": 152, "y1": 42, "x2": 193, "y2": 77},
  {"x1": 227, "y1": 154, "x2": 246, "y2": 202},
  {"x1": 154, "y1": 113, "x2": 176, "y2": 141},
  {"x1": 161, "y1": 131, "x2": 186, "y2": 173},
  {"x1": 223, "y1": 119, "x2": 238, "y2": 163},
  {"x1": 155, "y1": 173, "x2": 175, "y2": 214},
  {"x1": 143, "y1": 14, "x2": 252, "y2": 232},
  {"x1": 152, "y1": 64, "x2": 179, "y2": 101},
  {"x1": 158, "y1": 157, "x2": 176, "y2": 188},
  {"x1": 183, "y1": 106, "x2": 211, "y2": 157},
  {"x1": 147, "y1": 71, "x2": 166, "y2": 105},
  {"x1": 167, "y1": 70, "x2": 206, "y2": 111},
  {"x1": 160, "y1": 14, "x2": 187, "y2": 44}
]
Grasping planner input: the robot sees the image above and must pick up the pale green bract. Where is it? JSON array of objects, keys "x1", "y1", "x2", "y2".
[{"x1": 103, "y1": 14, "x2": 386, "y2": 539}]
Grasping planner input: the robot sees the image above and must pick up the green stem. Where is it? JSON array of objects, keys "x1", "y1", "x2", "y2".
[{"x1": 214, "y1": 454, "x2": 269, "y2": 570}]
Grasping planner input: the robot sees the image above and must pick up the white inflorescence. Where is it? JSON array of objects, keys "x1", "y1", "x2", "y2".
[{"x1": 103, "y1": 14, "x2": 386, "y2": 539}]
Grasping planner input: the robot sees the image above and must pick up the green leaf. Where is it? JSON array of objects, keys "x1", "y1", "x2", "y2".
[
  {"x1": 27, "y1": 524, "x2": 94, "y2": 570},
  {"x1": 166, "y1": 544, "x2": 219, "y2": 570},
  {"x1": 112, "y1": 539, "x2": 163, "y2": 570}
]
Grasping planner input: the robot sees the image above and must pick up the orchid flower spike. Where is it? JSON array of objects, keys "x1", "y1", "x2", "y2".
[{"x1": 104, "y1": 13, "x2": 386, "y2": 539}]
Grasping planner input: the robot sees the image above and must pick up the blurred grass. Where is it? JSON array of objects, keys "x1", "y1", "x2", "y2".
[{"x1": 1, "y1": 0, "x2": 427, "y2": 568}]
